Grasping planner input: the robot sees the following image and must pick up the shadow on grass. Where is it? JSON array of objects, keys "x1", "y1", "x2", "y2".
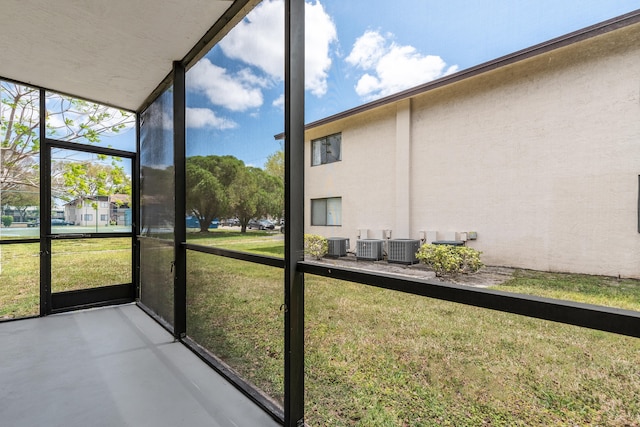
[{"x1": 248, "y1": 245, "x2": 284, "y2": 257}]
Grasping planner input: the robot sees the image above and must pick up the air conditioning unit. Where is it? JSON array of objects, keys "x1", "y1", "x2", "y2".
[
  {"x1": 356, "y1": 239, "x2": 384, "y2": 261},
  {"x1": 327, "y1": 237, "x2": 349, "y2": 257},
  {"x1": 387, "y1": 239, "x2": 420, "y2": 264}
]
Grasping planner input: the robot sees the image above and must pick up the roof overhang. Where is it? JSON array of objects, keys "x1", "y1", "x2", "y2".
[{"x1": 0, "y1": 0, "x2": 256, "y2": 112}]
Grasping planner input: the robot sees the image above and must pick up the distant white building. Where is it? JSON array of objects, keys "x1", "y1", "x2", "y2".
[
  {"x1": 303, "y1": 18, "x2": 640, "y2": 278},
  {"x1": 64, "y1": 194, "x2": 131, "y2": 227}
]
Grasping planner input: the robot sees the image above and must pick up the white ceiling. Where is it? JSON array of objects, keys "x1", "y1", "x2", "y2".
[{"x1": 0, "y1": 0, "x2": 237, "y2": 111}]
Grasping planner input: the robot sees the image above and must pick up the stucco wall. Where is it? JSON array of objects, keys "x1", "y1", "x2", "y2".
[
  {"x1": 306, "y1": 105, "x2": 398, "y2": 242},
  {"x1": 305, "y1": 24, "x2": 640, "y2": 277}
]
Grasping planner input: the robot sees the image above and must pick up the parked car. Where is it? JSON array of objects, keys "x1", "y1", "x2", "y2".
[
  {"x1": 51, "y1": 218, "x2": 72, "y2": 226},
  {"x1": 186, "y1": 216, "x2": 219, "y2": 229},
  {"x1": 185, "y1": 216, "x2": 200, "y2": 228},
  {"x1": 27, "y1": 219, "x2": 40, "y2": 227},
  {"x1": 248, "y1": 219, "x2": 275, "y2": 230},
  {"x1": 222, "y1": 218, "x2": 240, "y2": 227}
]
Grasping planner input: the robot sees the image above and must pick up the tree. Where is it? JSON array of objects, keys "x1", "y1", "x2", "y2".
[
  {"x1": 1, "y1": 187, "x2": 39, "y2": 222},
  {"x1": 1, "y1": 81, "x2": 134, "y2": 194},
  {"x1": 60, "y1": 160, "x2": 130, "y2": 201},
  {"x1": 228, "y1": 167, "x2": 259, "y2": 233},
  {"x1": 264, "y1": 149, "x2": 284, "y2": 182},
  {"x1": 228, "y1": 166, "x2": 284, "y2": 233},
  {"x1": 186, "y1": 155, "x2": 244, "y2": 233},
  {"x1": 58, "y1": 159, "x2": 131, "y2": 229},
  {"x1": 184, "y1": 154, "x2": 283, "y2": 234}
]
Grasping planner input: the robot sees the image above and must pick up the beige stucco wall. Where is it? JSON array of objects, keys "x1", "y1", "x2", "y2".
[
  {"x1": 306, "y1": 105, "x2": 398, "y2": 243},
  {"x1": 305, "y1": 23, "x2": 640, "y2": 277}
]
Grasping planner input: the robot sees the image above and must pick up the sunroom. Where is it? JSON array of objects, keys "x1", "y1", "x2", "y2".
[{"x1": 1, "y1": 1, "x2": 640, "y2": 426}]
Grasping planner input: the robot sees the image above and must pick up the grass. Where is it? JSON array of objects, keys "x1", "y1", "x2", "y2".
[
  {"x1": 1, "y1": 238, "x2": 132, "y2": 319},
  {"x1": 186, "y1": 252, "x2": 285, "y2": 403},
  {"x1": 303, "y1": 278, "x2": 640, "y2": 426},
  {"x1": 0, "y1": 243, "x2": 40, "y2": 319},
  {"x1": 187, "y1": 228, "x2": 285, "y2": 256},
  {"x1": 3, "y1": 231, "x2": 640, "y2": 425},
  {"x1": 51, "y1": 238, "x2": 132, "y2": 292},
  {"x1": 493, "y1": 269, "x2": 640, "y2": 311}
]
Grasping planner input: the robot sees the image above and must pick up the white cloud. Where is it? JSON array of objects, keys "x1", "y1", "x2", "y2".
[
  {"x1": 187, "y1": 58, "x2": 264, "y2": 112},
  {"x1": 305, "y1": 1, "x2": 337, "y2": 96},
  {"x1": 186, "y1": 107, "x2": 237, "y2": 130},
  {"x1": 220, "y1": 0, "x2": 284, "y2": 80},
  {"x1": 346, "y1": 30, "x2": 459, "y2": 101},
  {"x1": 345, "y1": 30, "x2": 385, "y2": 70},
  {"x1": 272, "y1": 94, "x2": 285, "y2": 110},
  {"x1": 219, "y1": 0, "x2": 337, "y2": 97}
]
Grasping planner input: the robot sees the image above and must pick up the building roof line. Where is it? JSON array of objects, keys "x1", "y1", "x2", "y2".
[{"x1": 282, "y1": 8, "x2": 640, "y2": 137}]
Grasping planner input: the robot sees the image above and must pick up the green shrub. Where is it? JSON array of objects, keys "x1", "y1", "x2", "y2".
[
  {"x1": 416, "y1": 244, "x2": 483, "y2": 277},
  {"x1": 304, "y1": 234, "x2": 328, "y2": 260},
  {"x1": 1, "y1": 215, "x2": 13, "y2": 227}
]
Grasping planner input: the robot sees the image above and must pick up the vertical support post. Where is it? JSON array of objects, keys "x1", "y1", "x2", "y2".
[
  {"x1": 173, "y1": 61, "x2": 187, "y2": 338},
  {"x1": 395, "y1": 99, "x2": 411, "y2": 238},
  {"x1": 133, "y1": 114, "x2": 141, "y2": 300},
  {"x1": 284, "y1": 0, "x2": 305, "y2": 425},
  {"x1": 39, "y1": 89, "x2": 52, "y2": 316}
]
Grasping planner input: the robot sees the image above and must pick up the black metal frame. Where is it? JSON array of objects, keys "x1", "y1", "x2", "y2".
[
  {"x1": 0, "y1": 82, "x2": 138, "y2": 317},
  {"x1": 299, "y1": 261, "x2": 640, "y2": 339},
  {"x1": 44, "y1": 139, "x2": 137, "y2": 313},
  {"x1": 51, "y1": 283, "x2": 134, "y2": 313},
  {"x1": 284, "y1": 0, "x2": 306, "y2": 425},
  {"x1": 40, "y1": 89, "x2": 52, "y2": 316},
  {"x1": 184, "y1": 244, "x2": 285, "y2": 268},
  {"x1": 183, "y1": 332, "x2": 286, "y2": 425},
  {"x1": 4, "y1": 3, "x2": 640, "y2": 427},
  {"x1": 173, "y1": 61, "x2": 187, "y2": 339}
]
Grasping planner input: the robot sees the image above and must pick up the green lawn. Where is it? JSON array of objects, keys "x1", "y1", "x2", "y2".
[
  {"x1": 493, "y1": 268, "x2": 640, "y2": 311},
  {"x1": 187, "y1": 228, "x2": 285, "y2": 256},
  {"x1": 0, "y1": 238, "x2": 132, "y2": 319},
  {"x1": 3, "y1": 231, "x2": 640, "y2": 425},
  {"x1": 0, "y1": 243, "x2": 40, "y2": 319}
]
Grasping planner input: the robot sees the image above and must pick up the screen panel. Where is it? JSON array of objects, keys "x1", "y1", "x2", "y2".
[
  {"x1": 50, "y1": 148, "x2": 133, "y2": 234},
  {"x1": 186, "y1": 251, "x2": 284, "y2": 405},
  {"x1": 302, "y1": 1, "x2": 640, "y2": 313},
  {"x1": 44, "y1": 92, "x2": 135, "y2": 152},
  {"x1": 51, "y1": 238, "x2": 131, "y2": 293},
  {"x1": 0, "y1": 243, "x2": 39, "y2": 319},
  {"x1": 185, "y1": 0, "x2": 284, "y2": 247},
  {"x1": 139, "y1": 87, "x2": 175, "y2": 327},
  {"x1": 1, "y1": 81, "x2": 40, "y2": 240},
  {"x1": 139, "y1": 237, "x2": 174, "y2": 326},
  {"x1": 305, "y1": 274, "x2": 640, "y2": 426}
]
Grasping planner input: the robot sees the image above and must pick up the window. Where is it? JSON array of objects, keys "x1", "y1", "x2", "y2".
[
  {"x1": 311, "y1": 197, "x2": 342, "y2": 226},
  {"x1": 100, "y1": 214, "x2": 108, "y2": 222},
  {"x1": 100, "y1": 202, "x2": 109, "y2": 208},
  {"x1": 311, "y1": 133, "x2": 341, "y2": 166},
  {"x1": 84, "y1": 214, "x2": 93, "y2": 221}
]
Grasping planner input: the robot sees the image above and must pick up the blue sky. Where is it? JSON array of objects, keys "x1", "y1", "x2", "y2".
[{"x1": 182, "y1": 0, "x2": 639, "y2": 167}]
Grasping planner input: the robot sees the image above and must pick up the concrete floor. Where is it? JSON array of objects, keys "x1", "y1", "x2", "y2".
[{"x1": 0, "y1": 304, "x2": 282, "y2": 427}]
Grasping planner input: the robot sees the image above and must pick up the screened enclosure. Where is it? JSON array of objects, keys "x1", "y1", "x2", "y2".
[{"x1": 2, "y1": 1, "x2": 640, "y2": 426}]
